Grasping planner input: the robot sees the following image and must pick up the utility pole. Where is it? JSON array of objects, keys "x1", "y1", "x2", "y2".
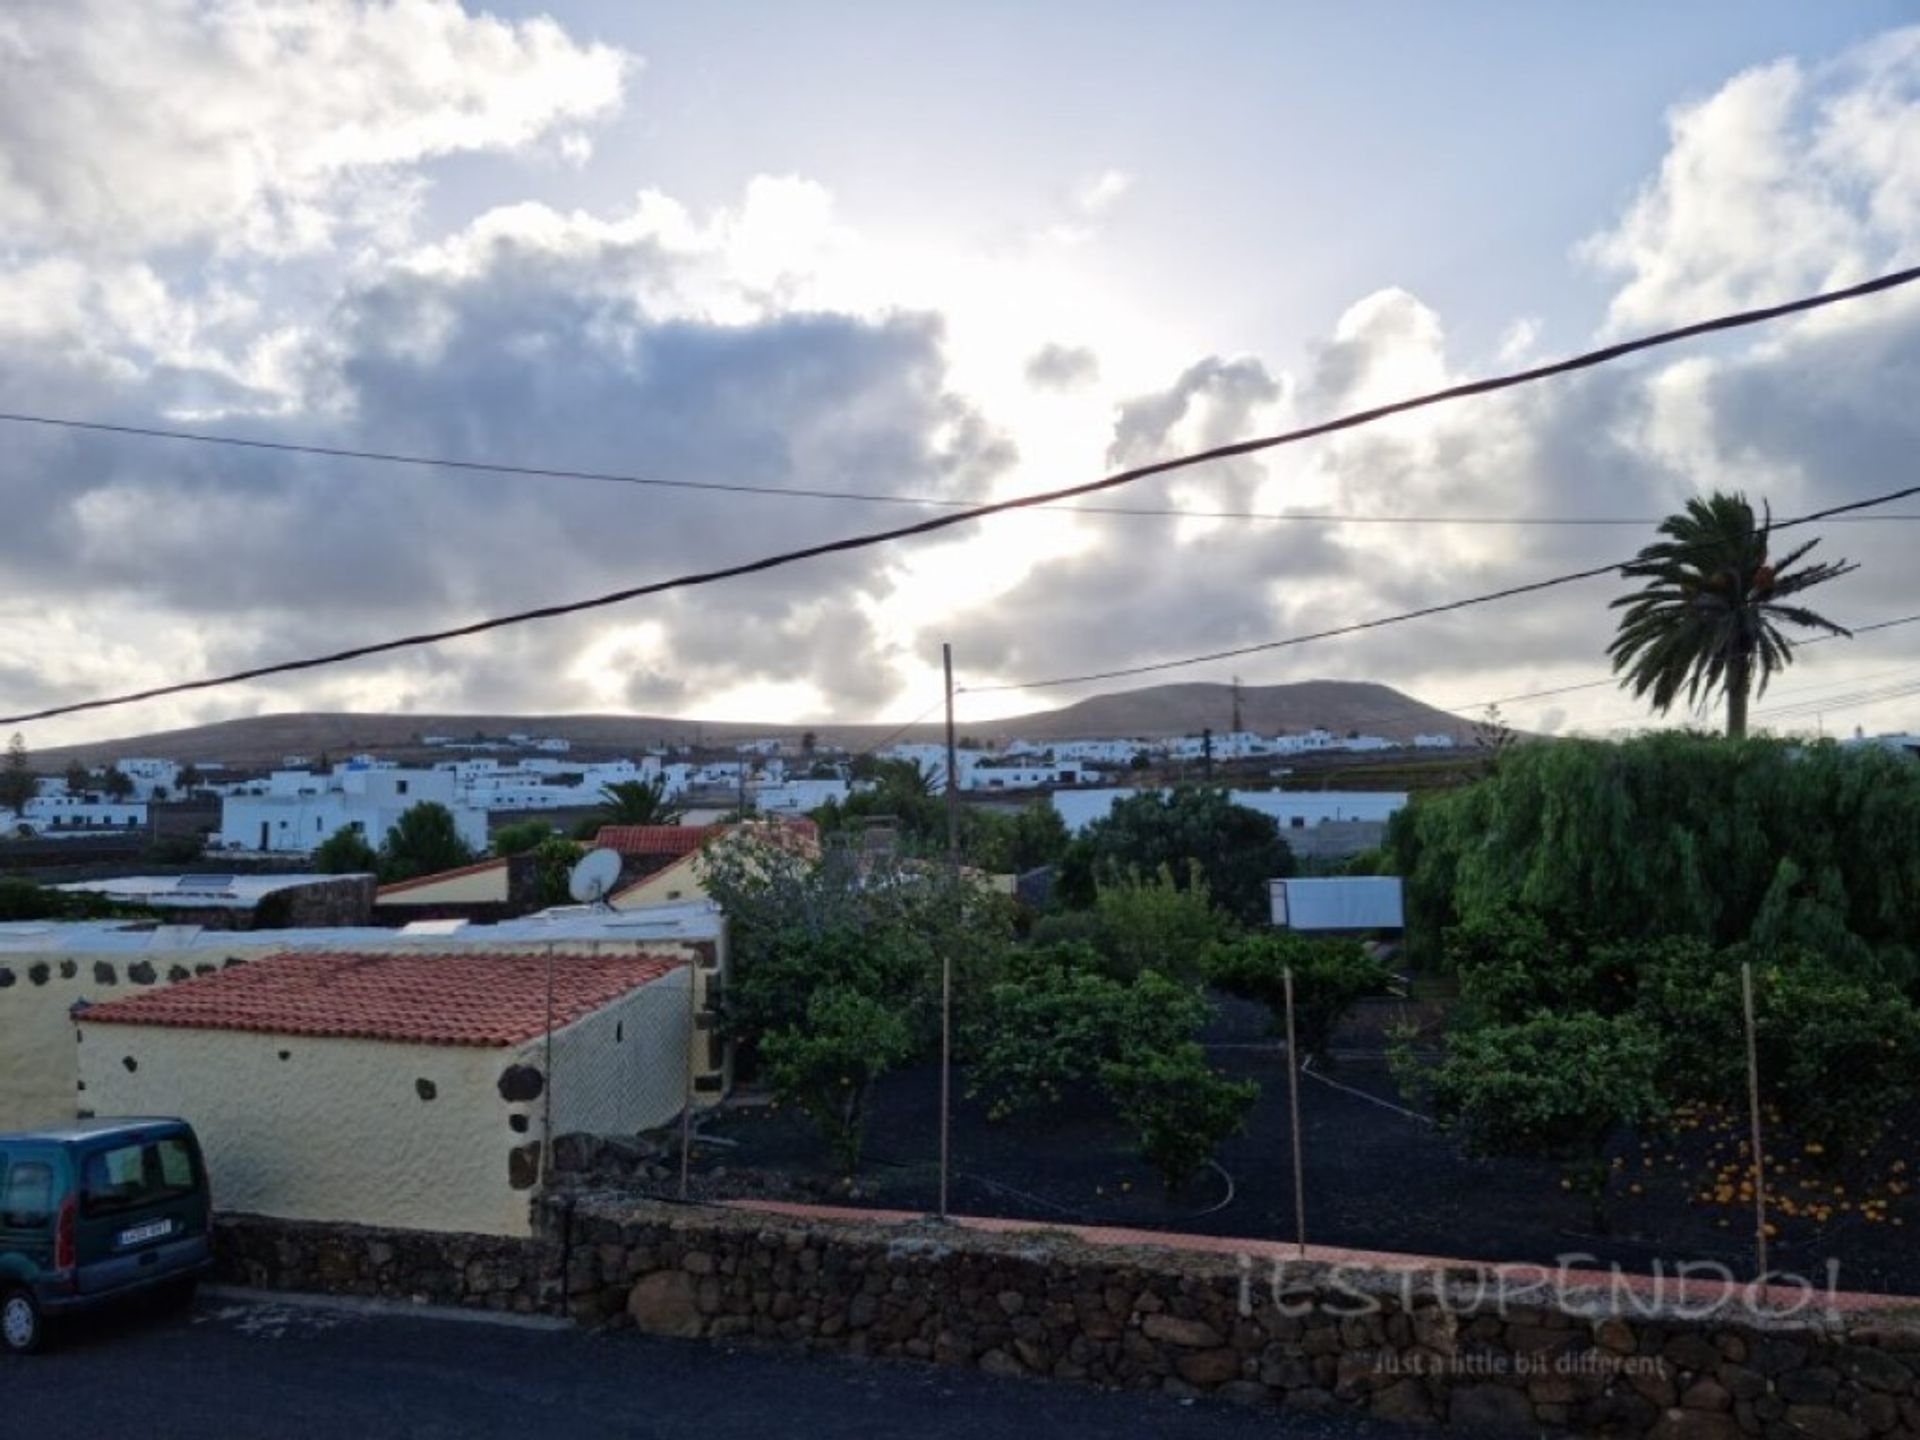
[
  {"x1": 1231, "y1": 675, "x2": 1244, "y2": 735},
  {"x1": 939, "y1": 643, "x2": 959, "y2": 1220}
]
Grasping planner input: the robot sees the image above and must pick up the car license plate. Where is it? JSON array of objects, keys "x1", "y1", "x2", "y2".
[{"x1": 118, "y1": 1218, "x2": 173, "y2": 1247}]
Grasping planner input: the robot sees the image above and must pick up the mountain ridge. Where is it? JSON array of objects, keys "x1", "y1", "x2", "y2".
[{"x1": 17, "y1": 680, "x2": 1475, "y2": 769}]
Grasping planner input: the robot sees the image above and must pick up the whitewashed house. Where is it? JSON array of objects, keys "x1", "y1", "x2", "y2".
[{"x1": 218, "y1": 767, "x2": 485, "y2": 855}]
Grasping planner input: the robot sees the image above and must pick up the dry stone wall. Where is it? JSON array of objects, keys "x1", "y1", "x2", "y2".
[{"x1": 212, "y1": 1199, "x2": 1920, "y2": 1438}]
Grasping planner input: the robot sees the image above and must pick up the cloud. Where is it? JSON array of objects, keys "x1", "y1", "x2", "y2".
[
  {"x1": 1582, "y1": 28, "x2": 1920, "y2": 333},
  {"x1": 1024, "y1": 343, "x2": 1101, "y2": 392},
  {"x1": 0, "y1": 0, "x2": 630, "y2": 257},
  {"x1": 1072, "y1": 169, "x2": 1134, "y2": 217},
  {"x1": 0, "y1": 181, "x2": 1013, "y2": 734}
]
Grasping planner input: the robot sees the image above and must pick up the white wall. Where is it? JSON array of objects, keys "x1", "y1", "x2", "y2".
[{"x1": 1051, "y1": 786, "x2": 1408, "y2": 835}]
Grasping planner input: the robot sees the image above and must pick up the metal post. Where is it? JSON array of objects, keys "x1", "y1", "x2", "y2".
[
  {"x1": 1741, "y1": 962, "x2": 1770, "y2": 1279},
  {"x1": 679, "y1": 962, "x2": 696, "y2": 1201},
  {"x1": 1283, "y1": 966, "x2": 1307, "y2": 1258},
  {"x1": 940, "y1": 642, "x2": 959, "y2": 1220}
]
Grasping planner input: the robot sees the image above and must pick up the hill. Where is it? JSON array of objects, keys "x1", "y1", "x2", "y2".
[{"x1": 18, "y1": 680, "x2": 1476, "y2": 770}]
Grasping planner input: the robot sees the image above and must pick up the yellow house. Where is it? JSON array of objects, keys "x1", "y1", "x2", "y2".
[
  {"x1": 376, "y1": 855, "x2": 514, "y2": 909},
  {"x1": 0, "y1": 922, "x2": 299, "y2": 1131},
  {"x1": 78, "y1": 948, "x2": 693, "y2": 1236}
]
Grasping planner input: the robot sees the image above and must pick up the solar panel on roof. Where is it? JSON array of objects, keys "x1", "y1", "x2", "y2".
[{"x1": 172, "y1": 874, "x2": 236, "y2": 892}]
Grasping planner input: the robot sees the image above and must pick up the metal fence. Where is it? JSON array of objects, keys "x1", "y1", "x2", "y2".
[{"x1": 598, "y1": 951, "x2": 1916, "y2": 1308}]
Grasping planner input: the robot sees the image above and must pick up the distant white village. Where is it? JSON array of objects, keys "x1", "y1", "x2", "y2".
[{"x1": 5, "y1": 723, "x2": 1916, "y2": 857}]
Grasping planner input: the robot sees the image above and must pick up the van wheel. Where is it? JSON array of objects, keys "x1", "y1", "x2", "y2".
[{"x1": 1, "y1": 1288, "x2": 43, "y2": 1355}]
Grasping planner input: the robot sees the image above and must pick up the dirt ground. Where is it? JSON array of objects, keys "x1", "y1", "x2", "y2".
[{"x1": 695, "y1": 994, "x2": 1920, "y2": 1298}]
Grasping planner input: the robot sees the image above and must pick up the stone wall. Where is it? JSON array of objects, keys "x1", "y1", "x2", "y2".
[{"x1": 212, "y1": 1200, "x2": 1920, "y2": 1437}]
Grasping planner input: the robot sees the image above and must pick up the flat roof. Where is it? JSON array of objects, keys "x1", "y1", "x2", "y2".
[
  {"x1": 52, "y1": 873, "x2": 358, "y2": 910},
  {"x1": 79, "y1": 949, "x2": 688, "y2": 1047}
]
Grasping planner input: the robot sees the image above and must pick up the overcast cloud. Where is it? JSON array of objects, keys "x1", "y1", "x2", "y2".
[{"x1": 2, "y1": 7, "x2": 1918, "y2": 745}]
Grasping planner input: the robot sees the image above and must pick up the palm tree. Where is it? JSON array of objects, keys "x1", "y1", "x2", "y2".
[
  {"x1": 595, "y1": 777, "x2": 684, "y2": 827},
  {"x1": 1608, "y1": 492, "x2": 1856, "y2": 738}
]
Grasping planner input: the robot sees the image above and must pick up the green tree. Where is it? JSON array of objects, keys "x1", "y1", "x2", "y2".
[
  {"x1": 0, "y1": 734, "x2": 37, "y2": 814},
  {"x1": 1058, "y1": 787, "x2": 1292, "y2": 925},
  {"x1": 1101, "y1": 1045, "x2": 1258, "y2": 1193},
  {"x1": 1609, "y1": 492, "x2": 1855, "y2": 738},
  {"x1": 1207, "y1": 931, "x2": 1393, "y2": 1064},
  {"x1": 703, "y1": 831, "x2": 1013, "y2": 1076},
  {"x1": 177, "y1": 764, "x2": 203, "y2": 793},
  {"x1": 377, "y1": 802, "x2": 478, "y2": 883},
  {"x1": 492, "y1": 820, "x2": 555, "y2": 857},
  {"x1": 800, "y1": 730, "x2": 818, "y2": 756},
  {"x1": 1088, "y1": 863, "x2": 1234, "y2": 982},
  {"x1": 760, "y1": 983, "x2": 915, "y2": 1175},
  {"x1": 63, "y1": 762, "x2": 92, "y2": 796},
  {"x1": 970, "y1": 945, "x2": 1209, "y2": 1116},
  {"x1": 528, "y1": 836, "x2": 585, "y2": 907},
  {"x1": 1391, "y1": 733, "x2": 1920, "y2": 979},
  {"x1": 1409, "y1": 1010, "x2": 1666, "y2": 1228},
  {"x1": 313, "y1": 825, "x2": 379, "y2": 874},
  {"x1": 595, "y1": 776, "x2": 684, "y2": 827},
  {"x1": 811, "y1": 759, "x2": 944, "y2": 850},
  {"x1": 99, "y1": 765, "x2": 135, "y2": 801}
]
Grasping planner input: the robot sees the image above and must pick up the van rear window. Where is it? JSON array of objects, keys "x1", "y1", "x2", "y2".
[
  {"x1": 2, "y1": 1162, "x2": 52, "y2": 1229},
  {"x1": 82, "y1": 1138, "x2": 199, "y2": 1216}
]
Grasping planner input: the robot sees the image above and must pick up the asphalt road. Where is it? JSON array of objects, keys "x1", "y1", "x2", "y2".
[{"x1": 1, "y1": 1288, "x2": 1419, "y2": 1440}]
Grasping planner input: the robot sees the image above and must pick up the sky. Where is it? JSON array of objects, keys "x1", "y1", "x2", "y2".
[{"x1": 3, "y1": 1, "x2": 1920, "y2": 748}]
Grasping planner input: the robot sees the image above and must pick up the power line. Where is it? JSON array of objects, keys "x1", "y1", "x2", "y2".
[
  {"x1": 959, "y1": 487, "x2": 1920, "y2": 697},
  {"x1": 7, "y1": 264, "x2": 1920, "y2": 729},
  {"x1": 5, "y1": 404, "x2": 1919, "y2": 529}
]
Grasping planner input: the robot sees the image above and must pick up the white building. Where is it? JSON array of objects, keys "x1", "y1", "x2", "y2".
[
  {"x1": 752, "y1": 778, "x2": 852, "y2": 814},
  {"x1": 113, "y1": 758, "x2": 182, "y2": 799},
  {"x1": 0, "y1": 796, "x2": 148, "y2": 835},
  {"x1": 218, "y1": 767, "x2": 485, "y2": 855},
  {"x1": 1412, "y1": 733, "x2": 1457, "y2": 749},
  {"x1": 1051, "y1": 786, "x2": 1407, "y2": 835}
]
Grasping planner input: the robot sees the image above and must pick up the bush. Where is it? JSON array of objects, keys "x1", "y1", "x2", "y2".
[
  {"x1": 1101, "y1": 1043, "x2": 1258, "y2": 1192},
  {"x1": 1633, "y1": 942, "x2": 1920, "y2": 1153},
  {"x1": 528, "y1": 836, "x2": 583, "y2": 907},
  {"x1": 1207, "y1": 931, "x2": 1392, "y2": 1063},
  {"x1": 0, "y1": 878, "x2": 145, "y2": 921},
  {"x1": 969, "y1": 945, "x2": 1208, "y2": 1117},
  {"x1": 1414, "y1": 1009, "x2": 1666, "y2": 1226},
  {"x1": 1088, "y1": 863, "x2": 1234, "y2": 982},
  {"x1": 313, "y1": 826, "x2": 379, "y2": 875},
  {"x1": 760, "y1": 984, "x2": 916, "y2": 1175},
  {"x1": 378, "y1": 802, "x2": 478, "y2": 883},
  {"x1": 492, "y1": 821, "x2": 555, "y2": 857}
]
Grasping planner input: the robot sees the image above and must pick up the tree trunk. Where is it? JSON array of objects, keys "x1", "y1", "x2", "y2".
[{"x1": 1726, "y1": 652, "x2": 1751, "y2": 739}]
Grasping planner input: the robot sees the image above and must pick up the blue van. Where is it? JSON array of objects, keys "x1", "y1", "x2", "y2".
[{"x1": 0, "y1": 1118, "x2": 213, "y2": 1354}]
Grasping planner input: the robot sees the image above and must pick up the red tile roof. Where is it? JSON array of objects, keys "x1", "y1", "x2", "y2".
[
  {"x1": 593, "y1": 819, "x2": 817, "y2": 858},
  {"x1": 78, "y1": 950, "x2": 686, "y2": 1048}
]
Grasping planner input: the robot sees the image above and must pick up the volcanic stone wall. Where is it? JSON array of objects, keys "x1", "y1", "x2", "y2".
[{"x1": 212, "y1": 1199, "x2": 1920, "y2": 1437}]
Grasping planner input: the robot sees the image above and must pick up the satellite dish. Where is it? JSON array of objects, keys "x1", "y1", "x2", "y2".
[{"x1": 568, "y1": 847, "x2": 623, "y2": 905}]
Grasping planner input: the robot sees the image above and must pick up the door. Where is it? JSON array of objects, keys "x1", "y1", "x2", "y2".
[
  {"x1": 259, "y1": 821, "x2": 269, "y2": 850},
  {"x1": 73, "y1": 1132, "x2": 210, "y2": 1295}
]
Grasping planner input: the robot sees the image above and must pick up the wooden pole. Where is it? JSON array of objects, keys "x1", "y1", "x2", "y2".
[
  {"x1": 1741, "y1": 962, "x2": 1770, "y2": 1279},
  {"x1": 1284, "y1": 966, "x2": 1307, "y2": 1258},
  {"x1": 939, "y1": 642, "x2": 958, "y2": 1220}
]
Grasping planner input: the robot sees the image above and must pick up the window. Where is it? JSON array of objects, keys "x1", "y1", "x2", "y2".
[
  {"x1": 1290, "y1": 816, "x2": 1306, "y2": 829},
  {"x1": 81, "y1": 1138, "x2": 200, "y2": 1216},
  {"x1": 2, "y1": 1160, "x2": 53, "y2": 1229},
  {"x1": 395, "y1": 780, "x2": 409, "y2": 796}
]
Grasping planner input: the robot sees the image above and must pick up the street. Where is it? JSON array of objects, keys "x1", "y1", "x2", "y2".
[{"x1": 1, "y1": 1288, "x2": 1416, "y2": 1440}]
